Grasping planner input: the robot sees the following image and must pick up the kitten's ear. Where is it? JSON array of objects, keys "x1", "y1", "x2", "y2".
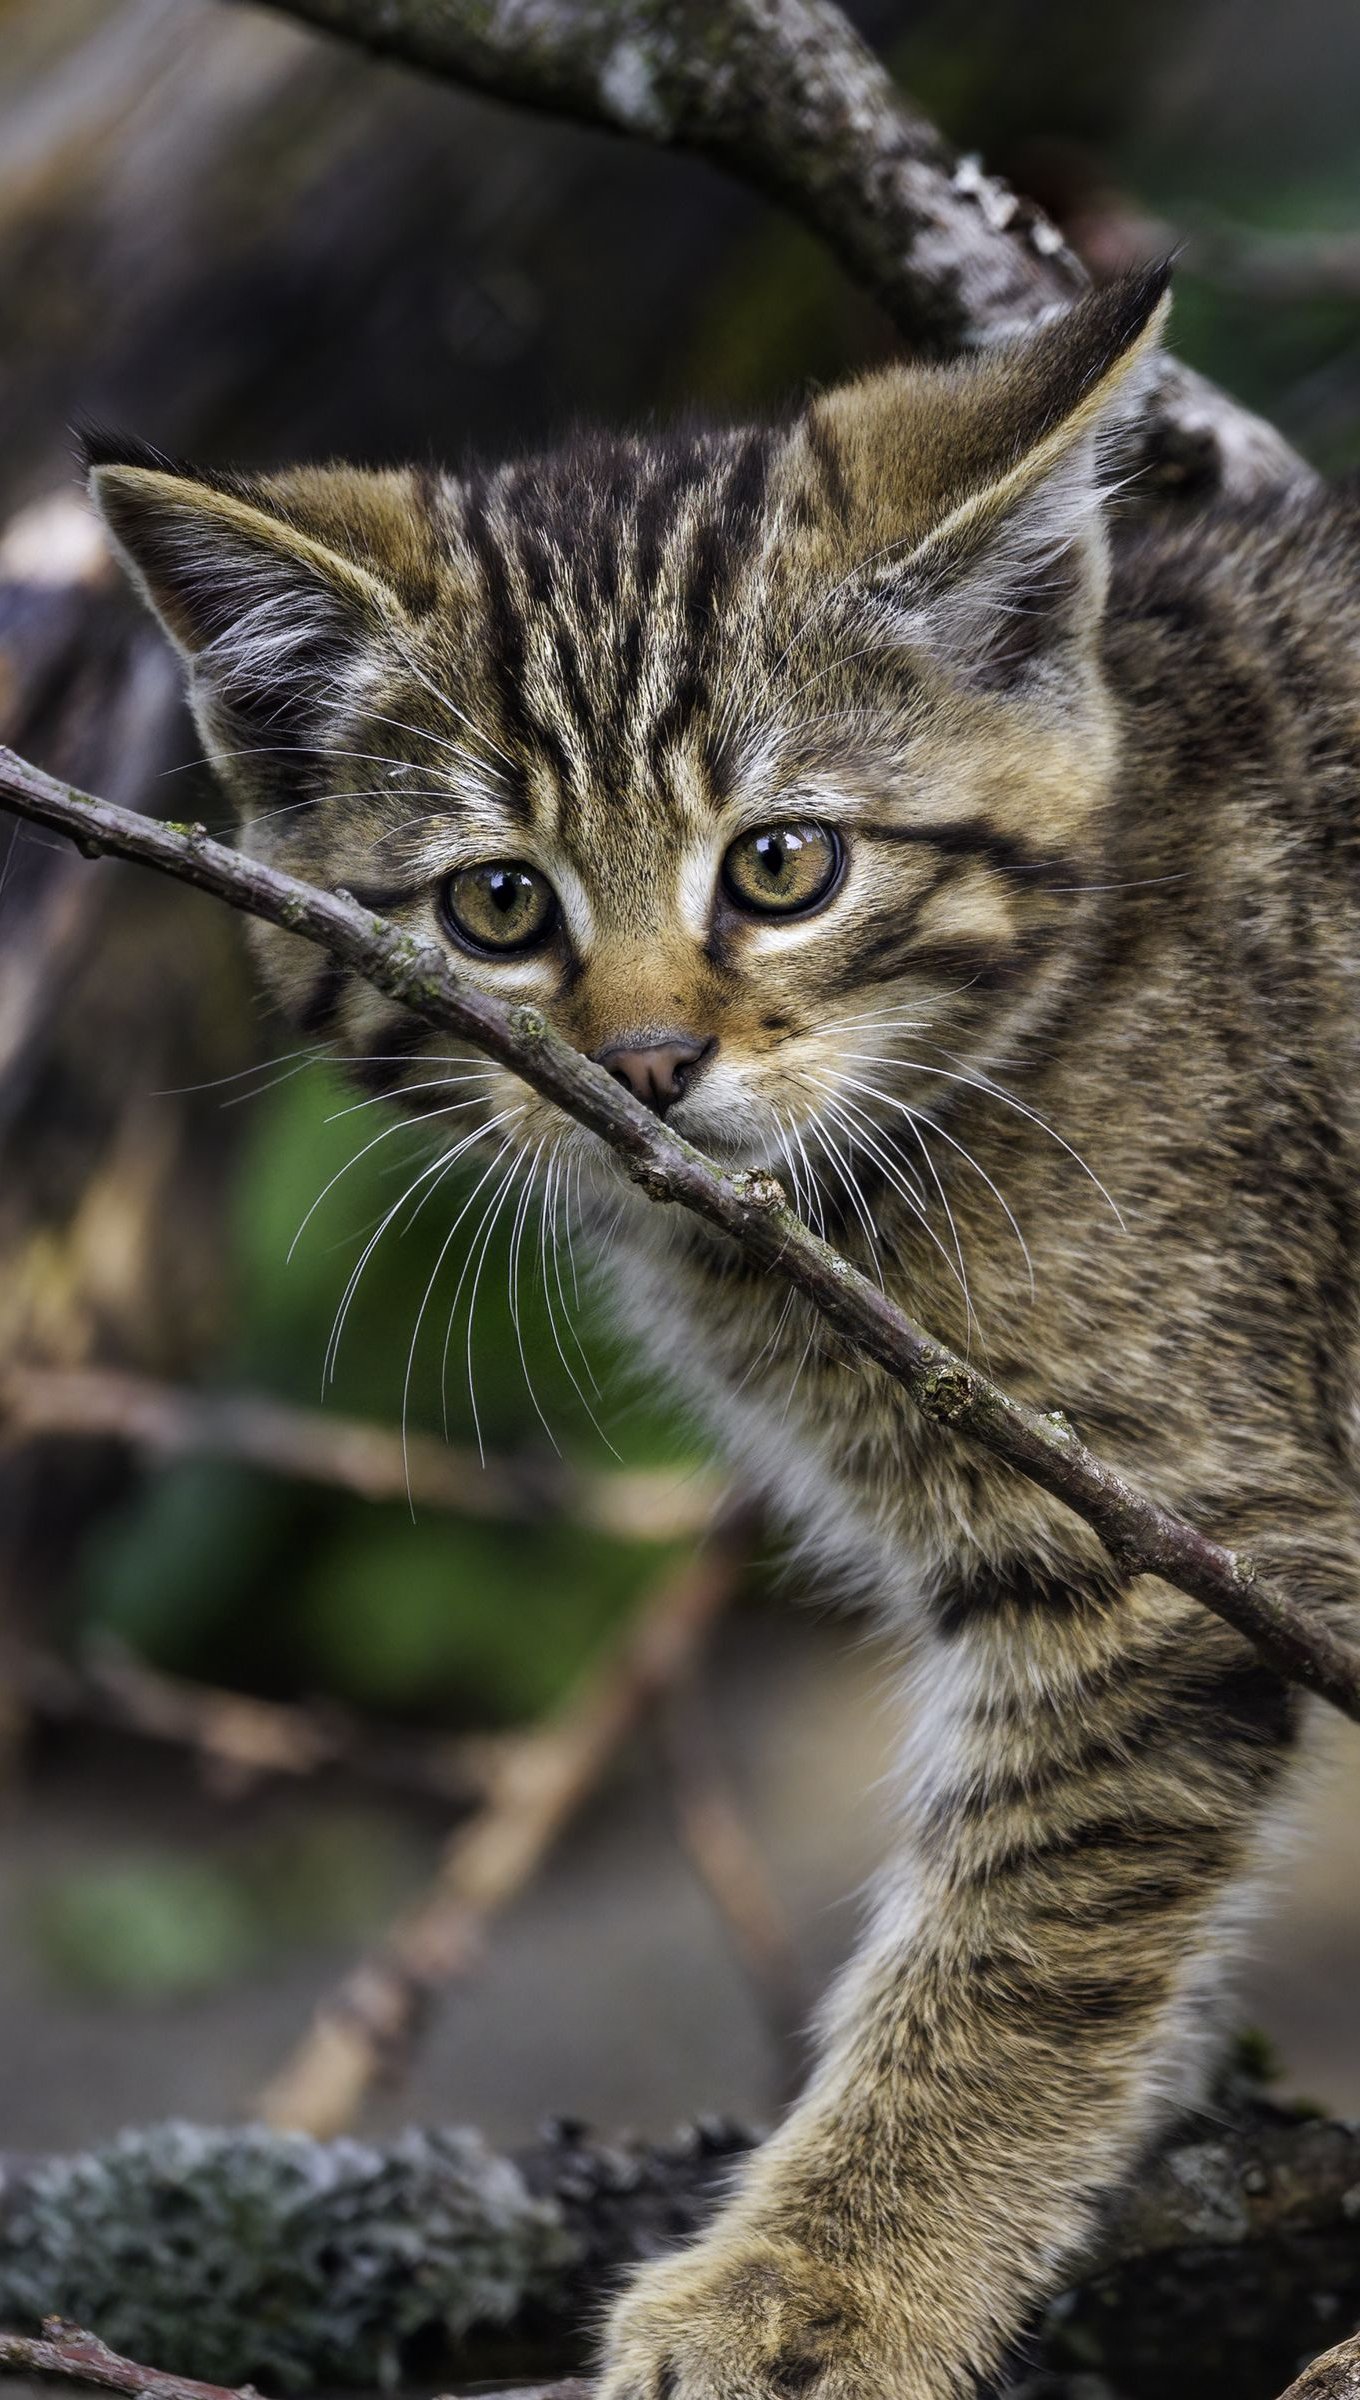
[
  {"x1": 804, "y1": 263, "x2": 1171, "y2": 692},
  {"x1": 85, "y1": 443, "x2": 438, "y2": 741}
]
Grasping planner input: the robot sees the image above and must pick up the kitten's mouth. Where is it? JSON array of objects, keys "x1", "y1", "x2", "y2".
[{"x1": 605, "y1": 1088, "x2": 786, "y2": 1173}]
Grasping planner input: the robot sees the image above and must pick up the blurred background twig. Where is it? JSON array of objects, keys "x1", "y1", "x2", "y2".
[
  {"x1": 0, "y1": 1363, "x2": 718, "y2": 1538},
  {"x1": 256, "y1": 1504, "x2": 763, "y2": 2136}
]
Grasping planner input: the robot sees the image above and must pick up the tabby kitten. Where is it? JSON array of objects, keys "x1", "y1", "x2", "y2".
[{"x1": 90, "y1": 264, "x2": 1360, "y2": 2400}]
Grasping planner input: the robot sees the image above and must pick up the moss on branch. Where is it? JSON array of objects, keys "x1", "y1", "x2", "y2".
[{"x1": 1, "y1": 2098, "x2": 1357, "y2": 2397}]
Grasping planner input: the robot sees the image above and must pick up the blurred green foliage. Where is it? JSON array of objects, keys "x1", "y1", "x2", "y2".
[
  {"x1": 34, "y1": 1859, "x2": 261, "y2": 2003},
  {"x1": 80, "y1": 1066, "x2": 692, "y2": 1727},
  {"x1": 30, "y1": 1810, "x2": 425, "y2": 2002}
]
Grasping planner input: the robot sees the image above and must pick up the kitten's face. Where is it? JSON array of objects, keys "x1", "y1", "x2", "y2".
[{"x1": 92, "y1": 271, "x2": 1164, "y2": 1217}]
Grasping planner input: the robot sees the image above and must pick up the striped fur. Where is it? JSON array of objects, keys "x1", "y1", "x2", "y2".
[{"x1": 91, "y1": 264, "x2": 1360, "y2": 2398}]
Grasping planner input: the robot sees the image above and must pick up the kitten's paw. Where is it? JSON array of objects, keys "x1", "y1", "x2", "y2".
[{"x1": 598, "y1": 2227, "x2": 898, "y2": 2400}]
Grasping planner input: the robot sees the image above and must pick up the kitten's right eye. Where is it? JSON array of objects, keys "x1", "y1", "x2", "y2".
[{"x1": 440, "y1": 860, "x2": 558, "y2": 955}]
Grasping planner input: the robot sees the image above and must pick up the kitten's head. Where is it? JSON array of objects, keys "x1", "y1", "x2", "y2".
[{"x1": 89, "y1": 268, "x2": 1167, "y2": 1212}]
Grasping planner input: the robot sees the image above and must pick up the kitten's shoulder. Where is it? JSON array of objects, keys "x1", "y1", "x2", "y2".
[{"x1": 1110, "y1": 473, "x2": 1360, "y2": 644}]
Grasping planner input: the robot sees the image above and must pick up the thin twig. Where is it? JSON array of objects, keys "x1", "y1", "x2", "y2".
[
  {"x1": 0, "y1": 2324, "x2": 246, "y2": 2400},
  {"x1": 2, "y1": 747, "x2": 1358, "y2": 1725},
  {"x1": 0, "y1": 1361, "x2": 717, "y2": 1541},
  {"x1": 0, "y1": 2321, "x2": 588, "y2": 2400},
  {"x1": 256, "y1": 1502, "x2": 758, "y2": 2135}
]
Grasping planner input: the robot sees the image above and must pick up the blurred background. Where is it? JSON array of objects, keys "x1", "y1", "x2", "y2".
[{"x1": 1, "y1": 0, "x2": 1359, "y2": 2164}]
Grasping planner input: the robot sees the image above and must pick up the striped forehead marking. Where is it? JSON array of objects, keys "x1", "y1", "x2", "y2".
[{"x1": 456, "y1": 426, "x2": 776, "y2": 802}]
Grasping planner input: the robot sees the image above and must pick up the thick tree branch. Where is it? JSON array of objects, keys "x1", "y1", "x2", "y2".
[
  {"x1": 253, "y1": 0, "x2": 1308, "y2": 500},
  {"x1": 2, "y1": 743, "x2": 1359, "y2": 1722},
  {"x1": 1, "y1": 2101, "x2": 1358, "y2": 2395},
  {"x1": 259, "y1": 0, "x2": 1084, "y2": 341},
  {"x1": 1279, "y1": 2334, "x2": 1360, "y2": 2400}
]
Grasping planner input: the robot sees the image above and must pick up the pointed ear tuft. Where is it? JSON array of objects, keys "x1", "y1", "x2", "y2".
[
  {"x1": 77, "y1": 426, "x2": 202, "y2": 479},
  {"x1": 805, "y1": 266, "x2": 1173, "y2": 696},
  {"x1": 87, "y1": 452, "x2": 436, "y2": 749},
  {"x1": 805, "y1": 263, "x2": 1171, "y2": 548},
  {"x1": 991, "y1": 258, "x2": 1173, "y2": 464}
]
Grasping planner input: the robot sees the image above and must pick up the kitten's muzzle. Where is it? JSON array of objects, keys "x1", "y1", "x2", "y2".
[{"x1": 595, "y1": 1032, "x2": 716, "y2": 1117}]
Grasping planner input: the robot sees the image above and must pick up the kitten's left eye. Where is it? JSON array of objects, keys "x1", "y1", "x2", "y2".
[
  {"x1": 722, "y1": 820, "x2": 843, "y2": 916},
  {"x1": 440, "y1": 860, "x2": 558, "y2": 954}
]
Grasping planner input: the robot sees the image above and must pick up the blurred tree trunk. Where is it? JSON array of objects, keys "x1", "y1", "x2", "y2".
[{"x1": 0, "y1": 518, "x2": 249, "y2": 1712}]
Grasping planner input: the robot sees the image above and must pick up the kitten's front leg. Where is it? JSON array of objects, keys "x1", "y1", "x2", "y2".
[{"x1": 599, "y1": 1580, "x2": 1301, "y2": 2400}]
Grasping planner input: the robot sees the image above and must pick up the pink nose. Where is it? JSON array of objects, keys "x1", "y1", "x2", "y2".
[{"x1": 596, "y1": 1033, "x2": 715, "y2": 1116}]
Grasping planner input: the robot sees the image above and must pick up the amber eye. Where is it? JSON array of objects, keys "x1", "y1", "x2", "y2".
[
  {"x1": 440, "y1": 860, "x2": 558, "y2": 954},
  {"x1": 721, "y1": 820, "x2": 843, "y2": 916}
]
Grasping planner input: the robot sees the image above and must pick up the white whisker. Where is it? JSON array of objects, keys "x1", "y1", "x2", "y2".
[
  {"x1": 871, "y1": 1099, "x2": 976, "y2": 1352},
  {"x1": 360, "y1": 708, "x2": 504, "y2": 780},
  {"x1": 0, "y1": 819, "x2": 29, "y2": 914},
  {"x1": 507, "y1": 1140, "x2": 561, "y2": 1453},
  {"x1": 288, "y1": 1089, "x2": 485, "y2": 1261},
  {"x1": 771, "y1": 1108, "x2": 808, "y2": 1225},
  {"x1": 383, "y1": 630, "x2": 518, "y2": 774},
  {"x1": 563, "y1": 1147, "x2": 590, "y2": 1318},
  {"x1": 834, "y1": 1066, "x2": 1035, "y2": 1302},
  {"x1": 839, "y1": 1046, "x2": 1125, "y2": 1228},
  {"x1": 777, "y1": 1306, "x2": 819, "y2": 1424},
  {"x1": 323, "y1": 1066, "x2": 495, "y2": 1124},
  {"x1": 538, "y1": 1155, "x2": 592, "y2": 1426},
  {"x1": 810, "y1": 1081, "x2": 976, "y2": 1329},
  {"x1": 783, "y1": 1107, "x2": 829, "y2": 1238},
  {"x1": 399, "y1": 1131, "x2": 523, "y2": 1494},
  {"x1": 724, "y1": 520, "x2": 935, "y2": 757},
  {"x1": 542, "y1": 1152, "x2": 613, "y2": 1429},
  {"x1": 459, "y1": 1149, "x2": 529, "y2": 1464},
  {"x1": 803, "y1": 1103, "x2": 885, "y2": 1285},
  {"x1": 150, "y1": 1042, "x2": 333, "y2": 1101},
  {"x1": 324, "y1": 1132, "x2": 473, "y2": 1394},
  {"x1": 324, "y1": 1105, "x2": 521, "y2": 1386},
  {"x1": 729, "y1": 1278, "x2": 800, "y2": 1401},
  {"x1": 820, "y1": 978, "x2": 980, "y2": 1037}
]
